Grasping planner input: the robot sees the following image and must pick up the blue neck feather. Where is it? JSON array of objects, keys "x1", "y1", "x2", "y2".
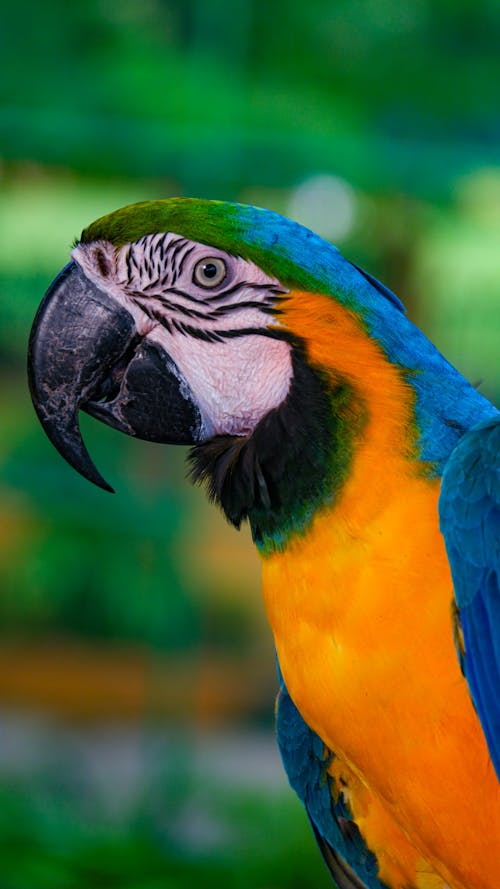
[{"x1": 230, "y1": 203, "x2": 498, "y2": 475}]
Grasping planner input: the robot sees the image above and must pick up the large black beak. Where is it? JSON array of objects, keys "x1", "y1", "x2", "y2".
[{"x1": 28, "y1": 261, "x2": 202, "y2": 492}]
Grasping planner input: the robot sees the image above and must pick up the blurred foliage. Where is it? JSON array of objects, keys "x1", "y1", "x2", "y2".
[
  {"x1": 3, "y1": 0, "x2": 500, "y2": 195},
  {"x1": 0, "y1": 777, "x2": 327, "y2": 889},
  {"x1": 0, "y1": 719, "x2": 327, "y2": 888}
]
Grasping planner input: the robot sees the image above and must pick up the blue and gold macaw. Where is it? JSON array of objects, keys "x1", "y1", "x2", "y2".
[{"x1": 28, "y1": 199, "x2": 500, "y2": 889}]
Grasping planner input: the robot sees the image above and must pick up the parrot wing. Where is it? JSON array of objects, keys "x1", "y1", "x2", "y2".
[
  {"x1": 276, "y1": 675, "x2": 388, "y2": 889},
  {"x1": 439, "y1": 414, "x2": 500, "y2": 778}
]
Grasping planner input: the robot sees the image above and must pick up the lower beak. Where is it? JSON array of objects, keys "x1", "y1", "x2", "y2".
[{"x1": 28, "y1": 261, "x2": 202, "y2": 491}]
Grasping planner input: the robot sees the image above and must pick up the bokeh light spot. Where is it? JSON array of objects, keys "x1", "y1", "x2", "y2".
[{"x1": 288, "y1": 174, "x2": 357, "y2": 243}]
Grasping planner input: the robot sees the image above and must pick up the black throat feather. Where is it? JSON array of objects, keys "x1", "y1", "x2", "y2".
[{"x1": 188, "y1": 349, "x2": 363, "y2": 554}]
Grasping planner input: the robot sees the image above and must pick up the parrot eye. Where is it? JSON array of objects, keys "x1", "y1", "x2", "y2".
[{"x1": 193, "y1": 257, "x2": 227, "y2": 288}]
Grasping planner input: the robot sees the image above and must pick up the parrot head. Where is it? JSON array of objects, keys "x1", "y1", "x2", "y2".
[
  {"x1": 30, "y1": 197, "x2": 453, "y2": 550},
  {"x1": 28, "y1": 201, "x2": 295, "y2": 489}
]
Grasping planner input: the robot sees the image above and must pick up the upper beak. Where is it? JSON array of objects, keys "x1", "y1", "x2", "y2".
[{"x1": 28, "y1": 261, "x2": 202, "y2": 491}]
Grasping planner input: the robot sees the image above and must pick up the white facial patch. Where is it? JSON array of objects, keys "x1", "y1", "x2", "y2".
[
  {"x1": 154, "y1": 327, "x2": 292, "y2": 437},
  {"x1": 72, "y1": 233, "x2": 293, "y2": 438}
]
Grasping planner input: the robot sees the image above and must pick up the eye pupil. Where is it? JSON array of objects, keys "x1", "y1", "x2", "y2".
[{"x1": 203, "y1": 263, "x2": 218, "y2": 278}]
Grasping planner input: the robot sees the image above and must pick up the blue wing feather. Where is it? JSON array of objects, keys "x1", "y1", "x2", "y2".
[
  {"x1": 439, "y1": 414, "x2": 500, "y2": 778},
  {"x1": 276, "y1": 672, "x2": 388, "y2": 889}
]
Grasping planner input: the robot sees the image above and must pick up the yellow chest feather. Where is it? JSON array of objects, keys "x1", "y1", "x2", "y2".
[
  {"x1": 261, "y1": 291, "x2": 500, "y2": 887},
  {"x1": 262, "y1": 471, "x2": 500, "y2": 888}
]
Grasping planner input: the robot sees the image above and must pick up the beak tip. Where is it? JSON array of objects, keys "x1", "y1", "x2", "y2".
[
  {"x1": 61, "y1": 439, "x2": 116, "y2": 494},
  {"x1": 83, "y1": 466, "x2": 115, "y2": 494},
  {"x1": 99, "y1": 479, "x2": 115, "y2": 495}
]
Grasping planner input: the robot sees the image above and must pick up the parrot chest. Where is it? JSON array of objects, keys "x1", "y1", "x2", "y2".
[{"x1": 261, "y1": 474, "x2": 500, "y2": 889}]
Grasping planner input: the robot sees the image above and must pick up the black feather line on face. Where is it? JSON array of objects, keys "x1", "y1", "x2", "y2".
[
  {"x1": 125, "y1": 247, "x2": 133, "y2": 280},
  {"x1": 167, "y1": 238, "x2": 186, "y2": 284},
  {"x1": 203, "y1": 282, "x2": 286, "y2": 303},
  {"x1": 130, "y1": 280, "x2": 293, "y2": 342},
  {"x1": 216, "y1": 327, "x2": 296, "y2": 342},
  {"x1": 133, "y1": 293, "x2": 212, "y2": 321},
  {"x1": 209, "y1": 301, "x2": 276, "y2": 317},
  {"x1": 132, "y1": 280, "x2": 286, "y2": 309},
  {"x1": 176, "y1": 244, "x2": 196, "y2": 279}
]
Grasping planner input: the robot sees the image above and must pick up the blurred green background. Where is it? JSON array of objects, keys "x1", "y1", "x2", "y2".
[{"x1": 1, "y1": 2, "x2": 499, "y2": 887}]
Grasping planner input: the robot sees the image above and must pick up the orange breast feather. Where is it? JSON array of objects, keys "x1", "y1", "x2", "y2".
[{"x1": 262, "y1": 292, "x2": 500, "y2": 889}]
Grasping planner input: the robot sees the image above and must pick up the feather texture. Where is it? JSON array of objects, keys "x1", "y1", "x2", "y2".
[
  {"x1": 276, "y1": 676, "x2": 388, "y2": 889},
  {"x1": 439, "y1": 415, "x2": 500, "y2": 778}
]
